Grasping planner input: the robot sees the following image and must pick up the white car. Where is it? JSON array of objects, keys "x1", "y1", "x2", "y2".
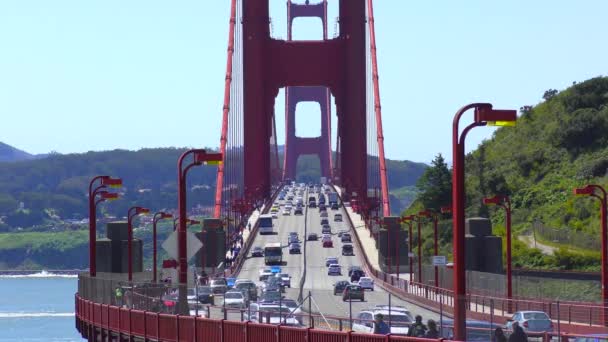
[
  {"x1": 352, "y1": 309, "x2": 412, "y2": 335},
  {"x1": 328, "y1": 264, "x2": 342, "y2": 275},
  {"x1": 259, "y1": 267, "x2": 273, "y2": 281},
  {"x1": 223, "y1": 290, "x2": 246, "y2": 308},
  {"x1": 277, "y1": 273, "x2": 292, "y2": 288},
  {"x1": 247, "y1": 303, "x2": 302, "y2": 326},
  {"x1": 282, "y1": 209, "x2": 291, "y2": 216},
  {"x1": 357, "y1": 277, "x2": 374, "y2": 290}
]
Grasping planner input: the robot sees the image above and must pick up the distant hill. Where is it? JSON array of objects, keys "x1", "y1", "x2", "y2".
[{"x1": 0, "y1": 142, "x2": 35, "y2": 162}]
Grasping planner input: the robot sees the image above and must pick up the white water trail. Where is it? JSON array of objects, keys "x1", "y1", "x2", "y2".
[{"x1": 0, "y1": 270, "x2": 78, "y2": 278}]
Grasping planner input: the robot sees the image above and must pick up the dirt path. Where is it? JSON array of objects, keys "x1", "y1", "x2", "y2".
[{"x1": 518, "y1": 234, "x2": 557, "y2": 255}]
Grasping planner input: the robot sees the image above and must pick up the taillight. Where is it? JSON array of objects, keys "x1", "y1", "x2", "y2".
[{"x1": 523, "y1": 321, "x2": 528, "y2": 328}]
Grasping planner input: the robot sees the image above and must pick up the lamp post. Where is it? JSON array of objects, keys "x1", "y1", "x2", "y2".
[
  {"x1": 452, "y1": 103, "x2": 516, "y2": 340},
  {"x1": 177, "y1": 149, "x2": 222, "y2": 314},
  {"x1": 152, "y1": 212, "x2": 173, "y2": 282},
  {"x1": 401, "y1": 215, "x2": 415, "y2": 283},
  {"x1": 483, "y1": 195, "x2": 513, "y2": 312},
  {"x1": 417, "y1": 210, "x2": 431, "y2": 285},
  {"x1": 574, "y1": 184, "x2": 608, "y2": 326},
  {"x1": 173, "y1": 217, "x2": 200, "y2": 231},
  {"x1": 438, "y1": 206, "x2": 451, "y2": 288},
  {"x1": 88, "y1": 176, "x2": 122, "y2": 277},
  {"x1": 422, "y1": 209, "x2": 442, "y2": 288},
  {"x1": 127, "y1": 206, "x2": 150, "y2": 282}
]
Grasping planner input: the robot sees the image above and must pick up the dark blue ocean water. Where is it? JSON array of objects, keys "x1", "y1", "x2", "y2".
[{"x1": 0, "y1": 272, "x2": 81, "y2": 342}]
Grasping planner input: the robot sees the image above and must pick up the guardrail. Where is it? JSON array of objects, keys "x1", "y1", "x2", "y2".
[{"x1": 335, "y1": 187, "x2": 608, "y2": 335}]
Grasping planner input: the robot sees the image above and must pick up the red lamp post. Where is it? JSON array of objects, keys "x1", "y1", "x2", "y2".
[
  {"x1": 483, "y1": 195, "x2": 513, "y2": 312},
  {"x1": 438, "y1": 206, "x2": 451, "y2": 288},
  {"x1": 401, "y1": 215, "x2": 415, "y2": 283},
  {"x1": 127, "y1": 206, "x2": 150, "y2": 281},
  {"x1": 452, "y1": 103, "x2": 516, "y2": 340},
  {"x1": 422, "y1": 209, "x2": 441, "y2": 288},
  {"x1": 574, "y1": 184, "x2": 608, "y2": 326},
  {"x1": 88, "y1": 176, "x2": 122, "y2": 277},
  {"x1": 417, "y1": 210, "x2": 432, "y2": 285},
  {"x1": 177, "y1": 149, "x2": 222, "y2": 314},
  {"x1": 152, "y1": 212, "x2": 173, "y2": 282},
  {"x1": 173, "y1": 217, "x2": 201, "y2": 231}
]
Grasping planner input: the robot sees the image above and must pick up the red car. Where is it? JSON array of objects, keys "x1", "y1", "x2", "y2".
[{"x1": 322, "y1": 238, "x2": 333, "y2": 248}]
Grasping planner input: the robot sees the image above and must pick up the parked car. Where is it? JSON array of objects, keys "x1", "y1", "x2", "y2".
[
  {"x1": 328, "y1": 264, "x2": 342, "y2": 275},
  {"x1": 289, "y1": 242, "x2": 301, "y2": 254},
  {"x1": 251, "y1": 246, "x2": 264, "y2": 257},
  {"x1": 505, "y1": 311, "x2": 553, "y2": 333},
  {"x1": 343, "y1": 285, "x2": 365, "y2": 302},
  {"x1": 333, "y1": 280, "x2": 350, "y2": 295},
  {"x1": 357, "y1": 277, "x2": 374, "y2": 290},
  {"x1": 223, "y1": 290, "x2": 246, "y2": 308},
  {"x1": 341, "y1": 244, "x2": 354, "y2": 256},
  {"x1": 307, "y1": 233, "x2": 318, "y2": 241}
]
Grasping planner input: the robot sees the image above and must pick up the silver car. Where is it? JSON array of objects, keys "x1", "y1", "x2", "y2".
[{"x1": 506, "y1": 311, "x2": 553, "y2": 333}]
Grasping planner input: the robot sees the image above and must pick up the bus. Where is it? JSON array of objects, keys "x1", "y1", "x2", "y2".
[
  {"x1": 258, "y1": 214, "x2": 274, "y2": 234},
  {"x1": 264, "y1": 242, "x2": 283, "y2": 265}
]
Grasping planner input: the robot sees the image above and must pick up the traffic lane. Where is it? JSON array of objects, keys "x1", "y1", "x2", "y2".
[{"x1": 304, "y1": 205, "x2": 441, "y2": 322}]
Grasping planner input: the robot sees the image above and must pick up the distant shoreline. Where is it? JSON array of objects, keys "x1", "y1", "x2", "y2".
[{"x1": 0, "y1": 269, "x2": 83, "y2": 275}]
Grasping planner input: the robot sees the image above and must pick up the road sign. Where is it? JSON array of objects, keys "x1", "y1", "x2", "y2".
[
  {"x1": 162, "y1": 230, "x2": 203, "y2": 262},
  {"x1": 432, "y1": 255, "x2": 447, "y2": 266}
]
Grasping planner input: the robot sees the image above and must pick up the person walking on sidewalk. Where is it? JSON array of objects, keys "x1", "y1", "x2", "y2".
[
  {"x1": 508, "y1": 322, "x2": 528, "y2": 342},
  {"x1": 424, "y1": 319, "x2": 439, "y2": 339},
  {"x1": 373, "y1": 314, "x2": 390, "y2": 335},
  {"x1": 493, "y1": 327, "x2": 507, "y2": 342},
  {"x1": 407, "y1": 315, "x2": 427, "y2": 337}
]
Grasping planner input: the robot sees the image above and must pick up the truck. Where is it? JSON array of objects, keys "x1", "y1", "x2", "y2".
[
  {"x1": 328, "y1": 192, "x2": 339, "y2": 205},
  {"x1": 264, "y1": 242, "x2": 283, "y2": 265},
  {"x1": 258, "y1": 214, "x2": 274, "y2": 234}
]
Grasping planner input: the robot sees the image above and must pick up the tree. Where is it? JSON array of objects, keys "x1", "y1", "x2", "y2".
[
  {"x1": 543, "y1": 89, "x2": 558, "y2": 101},
  {"x1": 415, "y1": 154, "x2": 452, "y2": 210}
]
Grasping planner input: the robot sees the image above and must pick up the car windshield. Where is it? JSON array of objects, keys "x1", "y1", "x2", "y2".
[
  {"x1": 384, "y1": 315, "x2": 411, "y2": 324},
  {"x1": 262, "y1": 292, "x2": 281, "y2": 301},
  {"x1": 236, "y1": 282, "x2": 255, "y2": 289},
  {"x1": 198, "y1": 287, "x2": 212, "y2": 294},
  {"x1": 291, "y1": 243, "x2": 300, "y2": 248},
  {"x1": 523, "y1": 312, "x2": 550, "y2": 320},
  {"x1": 265, "y1": 248, "x2": 282, "y2": 257},
  {"x1": 225, "y1": 292, "x2": 243, "y2": 299},
  {"x1": 280, "y1": 274, "x2": 290, "y2": 278}
]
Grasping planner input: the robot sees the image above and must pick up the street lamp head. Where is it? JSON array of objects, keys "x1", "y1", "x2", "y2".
[
  {"x1": 418, "y1": 210, "x2": 431, "y2": 217},
  {"x1": 474, "y1": 105, "x2": 517, "y2": 126},
  {"x1": 574, "y1": 186, "x2": 594, "y2": 196},
  {"x1": 193, "y1": 150, "x2": 223, "y2": 166},
  {"x1": 101, "y1": 177, "x2": 123, "y2": 188},
  {"x1": 440, "y1": 206, "x2": 452, "y2": 214},
  {"x1": 187, "y1": 219, "x2": 201, "y2": 225},
  {"x1": 135, "y1": 207, "x2": 150, "y2": 215},
  {"x1": 100, "y1": 192, "x2": 119, "y2": 201},
  {"x1": 401, "y1": 215, "x2": 415, "y2": 222},
  {"x1": 483, "y1": 195, "x2": 501, "y2": 205}
]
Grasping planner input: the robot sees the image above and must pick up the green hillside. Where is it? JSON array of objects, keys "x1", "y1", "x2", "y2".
[{"x1": 405, "y1": 76, "x2": 608, "y2": 271}]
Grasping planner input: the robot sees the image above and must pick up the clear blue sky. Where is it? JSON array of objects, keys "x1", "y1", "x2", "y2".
[{"x1": 0, "y1": 1, "x2": 606, "y2": 164}]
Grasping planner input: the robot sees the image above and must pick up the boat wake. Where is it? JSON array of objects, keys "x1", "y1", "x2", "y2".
[{"x1": 0, "y1": 270, "x2": 78, "y2": 278}]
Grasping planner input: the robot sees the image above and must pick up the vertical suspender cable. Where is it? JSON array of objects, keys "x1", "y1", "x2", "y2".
[{"x1": 367, "y1": 0, "x2": 390, "y2": 216}]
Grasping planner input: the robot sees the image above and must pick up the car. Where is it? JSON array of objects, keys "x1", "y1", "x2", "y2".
[
  {"x1": 325, "y1": 256, "x2": 339, "y2": 267},
  {"x1": 341, "y1": 233, "x2": 352, "y2": 243},
  {"x1": 209, "y1": 278, "x2": 228, "y2": 294},
  {"x1": 223, "y1": 290, "x2": 246, "y2": 308},
  {"x1": 357, "y1": 277, "x2": 374, "y2": 290},
  {"x1": 246, "y1": 303, "x2": 301, "y2": 326},
  {"x1": 307, "y1": 233, "x2": 318, "y2": 241},
  {"x1": 259, "y1": 290, "x2": 283, "y2": 303},
  {"x1": 288, "y1": 235, "x2": 299, "y2": 244},
  {"x1": 262, "y1": 277, "x2": 285, "y2": 293},
  {"x1": 271, "y1": 212, "x2": 278, "y2": 219},
  {"x1": 352, "y1": 309, "x2": 412, "y2": 335},
  {"x1": 505, "y1": 311, "x2": 553, "y2": 333},
  {"x1": 338, "y1": 230, "x2": 349, "y2": 237},
  {"x1": 350, "y1": 269, "x2": 365, "y2": 283},
  {"x1": 342, "y1": 285, "x2": 364, "y2": 302},
  {"x1": 226, "y1": 277, "x2": 236, "y2": 289},
  {"x1": 331, "y1": 203, "x2": 340, "y2": 210},
  {"x1": 282, "y1": 209, "x2": 291, "y2": 216},
  {"x1": 276, "y1": 273, "x2": 292, "y2": 288},
  {"x1": 319, "y1": 204, "x2": 326, "y2": 211},
  {"x1": 259, "y1": 267, "x2": 274, "y2": 281},
  {"x1": 328, "y1": 264, "x2": 342, "y2": 275},
  {"x1": 320, "y1": 211, "x2": 328, "y2": 217},
  {"x1": 334, "y1": 213, "x2": 343, "y2": 222},
  {"x1": 234, "y1": 280, "x2": 258, "y2": 302},
  {"x1": 294, "y1": 207, "x2": 303, "y2": 215},
  {"x1": 270, "y1": 266, "x2": 282, "y2": 274},
  {"x1": 348, "y1": 266, "x2": 363, "y2": 276},
  {"x1": 333, "y1": 280, "x2": 350, "y2": 295},
  {"x1": 280, "y1": 299, "x2": 303, "y2": 316},
  {"x1": 320, "y1": 218, "x2": 329, "y2": 225},
  {"x1": 323, "y1": 238, "x2": 333, "y2": 248},
  {"x1": 308, "y1": 201, "x2": 317, "y2": 208},
  {"x1": 251, "y1": 246, "x2": 264, "y2": 257},
  {"x1": 322, "y1": 225, "x2": 332, "y2": 235},
  {"x1": 288, "y1": 232, "x2": 298, "y2": 238},
  {"x1": 289, "y1": 242, "x2": 301, "y2": 254},
  {"x1": 341, "y1": 244, "x2": 354, "y2": 256},
  {"x1": 196, "y1": 286, "x2": 215, "y2": 304}
]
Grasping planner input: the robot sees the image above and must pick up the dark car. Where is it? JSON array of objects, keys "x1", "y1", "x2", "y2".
[
  {"x1": 289, "y1": 242, "x2": 301, "y2": 254},
  {"x1": 333, "y1": 280, "x2": 350, "y2": 295},
  {"x1": 288, "y1": 235, "x2": 299, "y2": 244},
  {"x1": 263, "y1": 277, "x2": 285, "y2": 293},
  {"x1": 331, "y1": 202, "x2": 340, "y2": 210},
  {"x1": 320, "y1": 218, "x2": 329, "y2": 226},
  {"x1": 318, "y1": 195, "x2": 326, "y2": 204},
  {"x1": 294, "y1": 207, "x2": 303, "y2": 215},
  {"x1": 319, "y1": 204, "x2": 326, "y2": 211},
  {"x1": 197, "y1": 286, "x2": 215, "y2": 304},
  {"x1": 341, "y1": 233, "x2": 352, "y2": 243},
  {"x1": 251, "y1": 246, "x2": 264, "y2": 257},
  {"x1": 348, "y1": 266, "x2": 363, "y2": 276},
  {"x1": 307, "y1": 233, "x2": 318, "y2": 241},
  {"x1": 341, "y1": 244, "x2": 354, "y2": 256},
  {"x1": 235, "y1": 281, "x2": 258, "y2": 302},
  {"x1": 322, "y1": 225, "x2": 332, "y2": 235},
  {"x1": 342, "y1": 285, "x2": 364, "y2": 302},
  {"x1": 350, "y1": 269, "x2": 365, "y2": 283},
  {"x1": 260, "y1": 290, "x2": 282, "y2": 303}
]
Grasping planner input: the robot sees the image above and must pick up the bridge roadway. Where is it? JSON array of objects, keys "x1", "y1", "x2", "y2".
[{"x1": 234, "y1": 186, "x2": 440, "y2": 324}]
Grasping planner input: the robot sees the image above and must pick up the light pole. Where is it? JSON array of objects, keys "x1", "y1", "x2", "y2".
[
  {"x1": 439, "y1": 206, "x2": 451, "y2": 288},
  {"x1": 417, "y1": 210, "x2": 432, "y2": 285},
  {"x1": 152, "y1": 212, "x2": 173, "y2": 282},
  {"x1": 127, "y1": 206, "x2": 150, "y2": 282},
  {"x1": 88, "y1": 176, "x2": 122, "y2": 277},
  {"x1": 401, "y1": 215, "x2": 415, "y2": 283},
  {"x1": 177, "y1": 149, "x2": 222, "y2": 314},
  {"x1": 452, "y1": 103, "x2": 516, "y2": 340},
  {"x1": 422, "y1": 209, "x2": 441, "y2": 288},
  {"x1": 483, "y1": 195, "x2": 513, "y2": 312},
  {"x1": 574, "y1": 184, "x2": 608, "y2": 326}
]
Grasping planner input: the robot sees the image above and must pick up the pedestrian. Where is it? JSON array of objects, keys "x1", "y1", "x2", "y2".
[
  {"x1": 424, "y1": 319, "x2": 439, "y2": 338},
  {"x1": 493, "y1": 327, "x2": 507, "y2": 342},
  {"x1": 248, "y1": 222, "x2": 251, "y2": 231},
  {"x1": 114, "y1": 286, "x2": 123, "y2": 307},
  {"x1": 373, "y1": 313, "x2": 390, "y2": 335},
  {"x1": 507, "y1": 322, "x2": 528, "y2": 342},
  {"x1": 407, "y1": 315, "x2": 427, "y2": 337}
]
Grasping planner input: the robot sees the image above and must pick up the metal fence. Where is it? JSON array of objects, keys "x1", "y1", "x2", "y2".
[{"x1": 533, "y1": 221, "x2": 601, "y2": 250}]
